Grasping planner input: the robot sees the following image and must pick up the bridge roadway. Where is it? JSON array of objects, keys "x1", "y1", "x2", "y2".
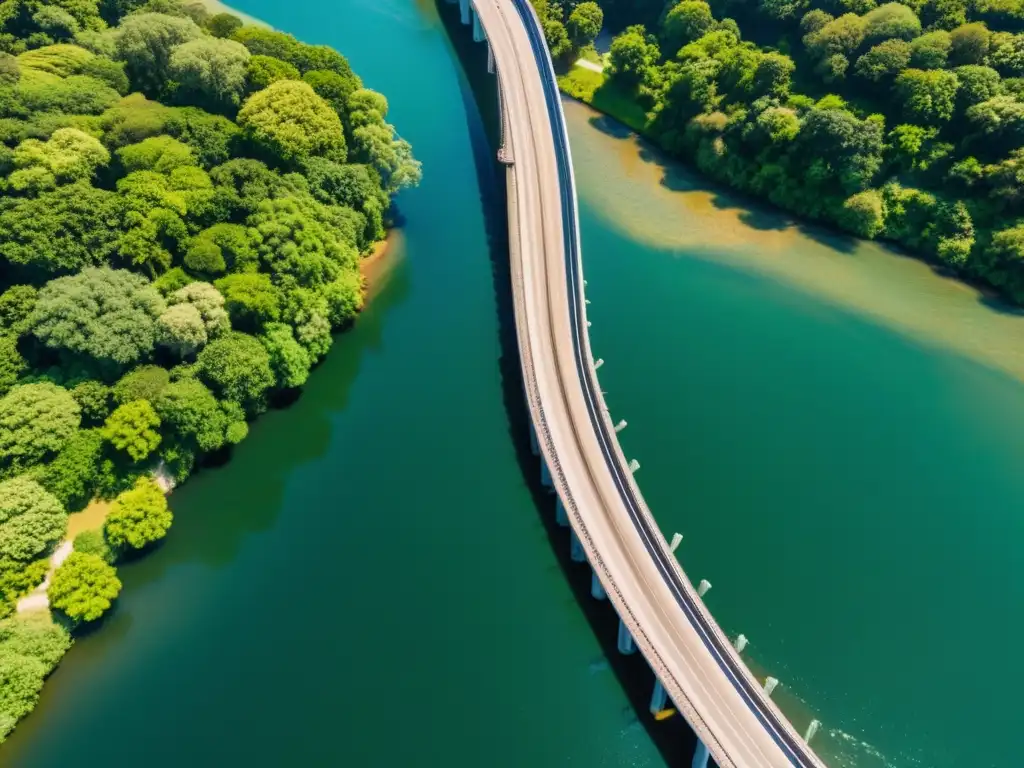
[{"x1": 457, "y1": 1, "x2": 829, "y2": 766}]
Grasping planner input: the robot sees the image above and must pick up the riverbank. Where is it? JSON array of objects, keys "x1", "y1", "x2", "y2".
[
  {"x1": 569, "y1": 93, "x2": 1024, "y2": 768},
  {"x1": 193, "y1": 0, "x2": 268, "y2": 27},
  {"x1": 562, "y1": 97, "x2": 1024, "y2": 385},
  {"x1": 557, "y1": 63, "x2": 1022, "y2": 310},
  {"x1": 0, "y1": 0, "x2": 415, "y2": 743}
]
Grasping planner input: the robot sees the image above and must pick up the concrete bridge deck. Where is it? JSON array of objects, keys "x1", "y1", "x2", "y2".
[{"x1": 452, "y1": 1, "x2": 829, "y2": 766}]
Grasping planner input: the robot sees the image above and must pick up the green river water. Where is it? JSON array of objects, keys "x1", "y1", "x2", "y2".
[{"x1": 3, "y1": 2, "x2": 1023, "y2": 766}]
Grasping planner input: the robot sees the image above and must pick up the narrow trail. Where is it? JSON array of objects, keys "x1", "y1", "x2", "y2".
[{"x1": 16, "y1": 542, "x2": 73, "y2": 614}]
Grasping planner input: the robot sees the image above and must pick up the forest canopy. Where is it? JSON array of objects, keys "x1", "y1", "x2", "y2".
[
  {"x1": 0, "y1": 0, "x2": 419, "y2": 742},
  {"x1": 544, "y1": 0, "x2": 1024, "y2": 305}
]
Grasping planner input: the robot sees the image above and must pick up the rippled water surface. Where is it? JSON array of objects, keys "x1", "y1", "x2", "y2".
[{"x1": 567, "y1": 98, "x2": 1024, "y2": 767}]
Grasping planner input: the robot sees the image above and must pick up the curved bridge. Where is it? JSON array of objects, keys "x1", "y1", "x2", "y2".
[{"x1": 450, "y1": 1, "x2": 829, "y2": 766}]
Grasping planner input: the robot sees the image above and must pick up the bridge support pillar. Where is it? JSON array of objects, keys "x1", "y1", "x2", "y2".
[
  {"x1": 649, "y1": 678, "x2": 667, "y2": 714},
  {"x1": 458, "y1": 0, "x2": 469, "y2": 25},
  {"x1": 617, "y1": 619, "x2": 636, "y2": 655},
  {"x1": 487, "y1": 41, "x2": 495, "y2": 73},
  {"x1": 472, "y1": 8, "x2": 485, "y2": 42},
  {"x1": 692, "y1": 739, "x2": 709, "y2": 768},
  {"x1": 555, "y1": 496, "x2": 569, "y2": 527},
  {"x1": 529, "y1": 423, "x2": 539, "y2": 456},
  {"x1": 540, "y1": 458, "x2": 554, "y2": 492},
  {"x1": 590, "y1": 570, "x2": 606, "y2": 600},
  {"x1": 570, "y1": 530, "x2": 585, "y2": 563}
]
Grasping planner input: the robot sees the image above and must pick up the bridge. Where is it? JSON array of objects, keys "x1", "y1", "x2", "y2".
[{"x1": 445, "y1": 1, "x2": 830, "y2": 766}]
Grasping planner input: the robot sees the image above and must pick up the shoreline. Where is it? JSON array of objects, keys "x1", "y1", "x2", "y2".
[
  {"x1": 360, "y1": 230, "x2": 403, "y2": 303},
  {"x1": 557, "y1": 65, "x2": 1019, "y2": 311},
  {"x1": 192, "y1": 0, "x2": 269, "y2": 27},
  {"x1": 563, "y1": 96, "x2": 1024, "y2": 385}
]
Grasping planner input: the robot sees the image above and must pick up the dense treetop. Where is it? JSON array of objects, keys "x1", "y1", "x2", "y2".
[
  {"x1": 0, "y1": 0, "x2": 419, "y2": 740},
  {"x1": 546, "y1": 0, "x2": 1024, "y2": 304}
]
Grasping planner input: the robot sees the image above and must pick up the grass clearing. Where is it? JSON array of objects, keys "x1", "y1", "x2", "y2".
[
  {"x1": 557, "y1": 65, "x2": 648, "y2": 133},
  {"x1": 66, "y1": 499, "x2": 112, "y2": 541}
]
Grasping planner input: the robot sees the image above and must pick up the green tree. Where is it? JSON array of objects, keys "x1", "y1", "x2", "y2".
[
  {"x1": 862, "y1": 3, "x2": 921, "y2": 44},
  {"x1": 69, "y1": 381, "x2": 111, "y2": 425},
  {"x1": 753, "y1": 52, "x2": 796, "y2": 98},
  {"x1": 237, "y1": 80, "x2": 345, "y2": 167},
  {"x1": 894, "y1": 68, "x2": 959, "y2": 124},
  {"x1": 189, "y1": 223, "x2": 258, "y2": 272},
  {"x1": 985, "y1": 224, "x2": 1024, "y2": 298},
  {"x1": 797, "y1": 108, "x2": 884, "y2": 192},
  {"x1": 0, "y1": 183, "x2": 123, "y2": 283},
  {"x1": 966, "y1": 94, "x2": 1024, "y2": 152},
  {"x1": 954, "y1": 65, "x2": 1003, "y2": 110},
  {"x1": 104, "y1": 476, "x2": 171, "y2": 551},
  {"x1": 800, "y1": 9, "x2": 833, "y2": 35},
  {"x1": 948, "y1": 22, "x2": 990, "y2": 65},
  {"x1": 990, "y1": 32, "x2": 1024, "y2": 77},
  {"x1": 259, "y1": 322, "x2": 310, "y2": 389},
  {"x1": 102, "y1": 400, "x2": 161, "y2": 461},
  {"x1": 35, "y1": 428, "x2": 104, "y2": 512},
  {"x1": 0, "y1": 651, "x2": 47, "y2": 741},
  {"x1": 909, "y1": 29, "x2": 951, "y2": 68},
  {"x1": 346, "y1": 92, "x2": 421, "y2": 194},
  {"x1": 756, "y1": 105, "x2": 801, "y2": 142},
  {"x1": 153, "y1": 377, "x2": 233, "y2": 451},
  {"x1": 248, "y1": 196, "x2": 354, "y2": 287},
  {"x1": 0, "y1": 384, "x2": 80, "y2": 475},
  {"x1": 163, "y1": 106, "x2": 240, "y2": 167},
  {"x1": 302, "y1": 69, "x2": 357, "y2": 116},
  {"x1": 167, "y1": 36, "x2": 250, "y2": 112},
  {"x1": 855, "y1": 39, "x2": 912, "y2": 81},
  {"x1": 48, "y1": 551, "x2": 121, "y2": 623},
  {"x1": 16, "y1": 75, "x2": 120, "y2": 114},
  {"x1": 321, "y1": 272, "x2": 364, "y2": 328},
  {"x1": 542, "y1": 17, "x2": 572, "y2": 60},
  {"x1": 112, "y1": 12, "x2": 202, "y2": 94},
  {"x1": 838, "y1": 189, "x2": 886, "y2": 237},
  {"x1": 8, "y1": 128, "x2": 110, "y2": 193},
  {"x1": 31, "y1": 269, "x2": 166, "y2": 378},
  {"x1": 609, "y1": 24, "x2": 660, "y2": 88},
  {"x1": 214, "y1": 273, "x2": 281, "y2": 332},
  {"x1": 247, "y1": 54, "x2": 299, "y2": 90},
  {"x1": 156, "y1": 303, "x2": 206, "y2": 356},
  {"x1": 567, "y1": 2, "x2": 603, "y2": 50},
  {"x1": 73, "y1": 528, "x2": 114, "y2": 562},
  {"x1": 183, "y1": 238, "x2": 226, "y2": 277},
  {"x1": 205, "y1": 12, "x2": 242, "y2": 39},
  {"x1": 196, "y1": 331, "x2": 274, "y2": 415},
  {"x1": 0, "y1": 612, "x2": 71, "y2": 667},
  {"x1": 803, "y1": 13, "x2": 866, "y2": 63},
  {"x1": 0, "y1": 286, "x2": 37, "y2": 337},
  {"x1": 0, "y1": 338, "x2": 26, "y2": 399},
  {"x1": 112, "y1": 365, "x2": 169, "y2": 405},
  {"x1": 117, "y1": 135, "x2": 195, "y2": 173},
  {"x1": 0, "y1": 477, "x2": 66, "y2": 564},
  {"x1": 663, "y1": 2, "x2": 714, "y2": 54},
  {"x1": 888, "y1": 123, "x2": 939, "y2": 170},
  {"x1": 922, "y1": 0, "x2": 969, "y2": 29}
]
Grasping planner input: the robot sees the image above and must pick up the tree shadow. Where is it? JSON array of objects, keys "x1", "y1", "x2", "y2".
[
  {"x1": 437, "y1": 3, "x2": 704, "y2": 765},
  {"x1": 978, "y1": 293, "x2": 1024, "y2": 316},
  {"x1": 588, "y1": 112, "x2": 634, "y2": 139}
]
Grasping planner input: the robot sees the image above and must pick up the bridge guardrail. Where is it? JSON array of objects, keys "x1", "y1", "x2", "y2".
[{"x1": 502, "y1": 2, "x2": 824, "y2": 765}]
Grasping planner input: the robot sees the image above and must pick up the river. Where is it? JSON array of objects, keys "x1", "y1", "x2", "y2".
[{"x1": 3, "y1": 2, "x2": 1022, "y2": 767}]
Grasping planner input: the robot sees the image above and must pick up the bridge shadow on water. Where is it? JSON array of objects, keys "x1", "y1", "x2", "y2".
[{"x1": 436, "y1": 4, "x2": 705, "y2": 766}]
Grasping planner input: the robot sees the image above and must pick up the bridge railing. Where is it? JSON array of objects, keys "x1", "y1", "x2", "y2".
[{"x1": 501, "y1": 2, "x2": 824, "y2": 766}]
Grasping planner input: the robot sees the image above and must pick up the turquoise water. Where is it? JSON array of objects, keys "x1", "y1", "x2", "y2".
[
  {"x1": 2, "y1": 3, "x2": 669, "y2": 765},
  {"x1": 567, "y1": 102, "x2": 1024, "y2": 767},
  {"x1": 4, "y1": 2, "x2": 1024, "y2": 766}
]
